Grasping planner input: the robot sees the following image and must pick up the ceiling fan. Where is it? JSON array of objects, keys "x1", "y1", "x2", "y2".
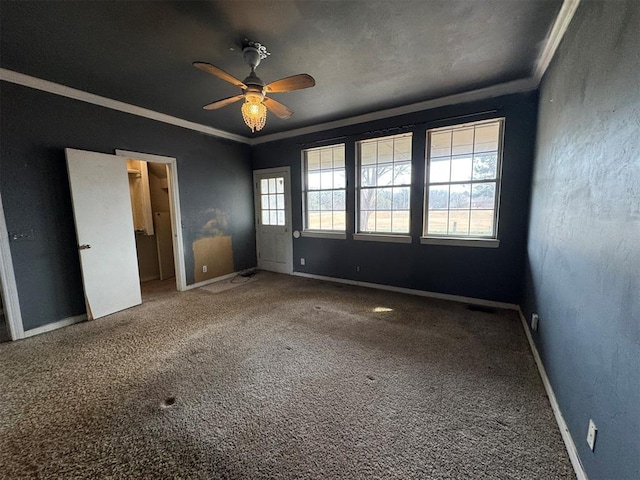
[{"x1": 194, "y1": 41, "x2": 315, "y2": 132}]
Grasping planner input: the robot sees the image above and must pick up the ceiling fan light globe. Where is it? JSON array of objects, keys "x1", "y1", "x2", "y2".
[{"x1": 241, "y1": 99, "x2": 267, "y2": 133}]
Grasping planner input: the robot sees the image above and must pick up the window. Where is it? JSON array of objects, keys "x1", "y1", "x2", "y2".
[
  {"x1": 357, "y1": 133, "x2": 412, "y2": 234},
  {"x1": 303, "y1": 144, "x2": 346, "y2": 231},
  {"x1": 260, "y1": 177, "x2": 286, "y2": 225},
  {"x1": 425, "y1": 119, "x2": 504, "y2": 239}
]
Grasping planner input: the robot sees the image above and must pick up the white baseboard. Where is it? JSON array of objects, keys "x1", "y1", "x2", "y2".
[
  {"x1": 183, "y1": 269, "x2": 253, "y2": 291},
  {"x1": 517, "y1": 308, "x2": 588, "y2": 480},
  {"x1": 23, "y1": 314, "x2": 87, "y2": 338},
  {"x1": 292, "y1": 271, "x2": 518, "y2": 310},
  {"x1": 293, "y1": 271, "x2": 586, "y2": 478},
  {"x1": 19, "y1": 270, "x2": 252, "y2": 337}
]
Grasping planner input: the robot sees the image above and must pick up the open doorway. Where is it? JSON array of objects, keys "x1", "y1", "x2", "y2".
[
  {"x1": 116, "y1": 150, "x2": 186, "y2": 296},
  {"x1": 126, "y1": 159, "x2": 174, "y2": 284}
]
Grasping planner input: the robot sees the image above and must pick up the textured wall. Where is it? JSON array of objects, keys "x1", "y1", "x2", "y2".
[
  {"x1": 524, "y1": 1, "x2": 640, "y2": 478},
  {"x1": 253, "y1": 92, "x2": 538, "y2": 304},
  {"x1": 0, "y1": 82, "x2": 255, "y2": 330}
]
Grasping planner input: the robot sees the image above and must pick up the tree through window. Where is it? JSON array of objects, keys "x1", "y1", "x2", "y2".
[{"x1": 357, "y1": 133, "x2": 412, "y2": 234}]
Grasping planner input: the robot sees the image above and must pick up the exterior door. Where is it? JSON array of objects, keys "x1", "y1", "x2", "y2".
[
  {"x1": 65, "y1": 148, "x2": 142, "y2": 320},
  {"x1": 253, "y1": 168, "x2": 293, "y2": 274}
]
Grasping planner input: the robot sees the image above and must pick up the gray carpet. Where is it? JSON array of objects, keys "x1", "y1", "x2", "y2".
[{"x1": 0, "y1": 272, "x2": 574, "y2": 479}]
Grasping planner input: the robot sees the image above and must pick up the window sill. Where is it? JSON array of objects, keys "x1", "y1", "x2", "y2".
[
  {"x1": 420, "y1": 237, "x2": 500, "y2": 248},
  {"x1": 353, "y1": 233, "x2": 412, "y2": 244},
  {"x1": 301, "y1": 231, "x2": 347, "y2": 240}
]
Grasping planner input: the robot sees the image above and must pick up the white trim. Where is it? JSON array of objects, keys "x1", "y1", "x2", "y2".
[
  {"x1": 0, "y1": 192, "x2": 24, "y2": 340},
  {"x1": 353, "y1": 233, "x2": 412, "y2": 244},
  {"x1": 23, "y1": 314, "x2": 86, "y2": 338},
  {"x1": 533, "y1": 0, "x2": 581, "y2": 84},
  {"x1": 183, "y1": 269, "x2": 252, "y2": 291},
  {"x1": 115, "y1": 150, "x2": 188, "y2": 292},
  {"x1": 0, "y1": 68, "x2": 249, "y2": 145},
  {"x1": 0, "y1": 69, "x2": 535, "y2": 147},
  {"x1": 251, "y1": 77, "x2": 537, "y2": 145},
  {"x1": 300, "y1": 231, "x2": 347, "y2": 240},
  {"x1": 293, "y1": 272, "x2": 518, "y2": 310},
  {"x1": 420, "y1": 237, "x2": 500, "y2": 248},
  {"x1": 517, "y1": 308, "x2": 588, "y2": 480}
]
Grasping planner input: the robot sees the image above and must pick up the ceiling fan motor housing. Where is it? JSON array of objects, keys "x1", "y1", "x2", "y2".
[{"x1": 245, "y1": 88, "x2": 265, "y2": 103}]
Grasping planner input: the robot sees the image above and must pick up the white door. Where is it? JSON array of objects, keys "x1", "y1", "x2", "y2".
[
  {"x1": 65, "y1": 148, "x2": 142, "y2": 320},
  {"x1": 253, "y1": 168, "x2": 293, "y2": 274}
]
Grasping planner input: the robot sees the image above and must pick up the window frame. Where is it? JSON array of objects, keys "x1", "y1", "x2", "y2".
[
  {"x1": 422, "y1": 118, "x2": 505, "y2": 247},
  {"x1": 355, "y1": 132, "x2": 413, "y2": 239},
  {"x1": 301, "y1": 143, "x2": 347, "y2": 238}
]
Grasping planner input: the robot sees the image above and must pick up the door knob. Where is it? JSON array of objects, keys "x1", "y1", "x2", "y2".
[{"x1": 78, "y1": 244, "x2": 91, "y2": 250}]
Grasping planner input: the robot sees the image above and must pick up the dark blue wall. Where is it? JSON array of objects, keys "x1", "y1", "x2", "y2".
[
  {"x1": 253, "y1": 92, "x2": 538, "y2": 304},
  {"x1": 0, "y1": 82, "x2": 256, "y2": 331},
  {"x1": 523, "y1": 1, "x2": 640, "y2": 478}
]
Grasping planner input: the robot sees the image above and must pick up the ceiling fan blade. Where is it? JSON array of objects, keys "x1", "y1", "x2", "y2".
[
  {"x1": 265, "y1": 74, "x2": 315, "y2": 93},
  {"x1": 202, "y1": 94, "x2": 244, "y2": 110},
  {"x1": 193, "y1": 62, "x2": 247, "y2": 89},
  {"x1": 263, "y1": 97, "x2": 294, "y2": 119}
]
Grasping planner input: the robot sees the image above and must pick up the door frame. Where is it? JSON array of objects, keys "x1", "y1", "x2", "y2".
[
  {"x1": 0, "y1": 191, "x2": 25, "y2": 340},
  {"x1": 115, "y1": 150, "x2": 187, "y2": 291},
  {"x1": 253, "y1": 166, "x2": 293, "y2": 274}
]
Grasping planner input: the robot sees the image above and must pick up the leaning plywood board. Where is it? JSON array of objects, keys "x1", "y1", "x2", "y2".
[{"x1": 193, "y1": 236, "x2": 234, "y2": 283}]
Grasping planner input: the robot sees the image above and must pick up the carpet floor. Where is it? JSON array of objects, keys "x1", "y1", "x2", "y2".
[{"x1": 0, "y1": 272, "x2": 574, "y2": 479}]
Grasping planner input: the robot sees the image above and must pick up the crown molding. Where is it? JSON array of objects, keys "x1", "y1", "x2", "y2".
[
  {"x1": 249, "y1": 77, "x2": 538, "y2": 145},
  {"x1": 0, "y1": 0, "x2": 578, "y2": 147},
  {"x1": 0, "y1": 68, "x2": 251, "y2": 145},
  {"x1": 534, "y1": 0, "x2": 581, "y2": 85}
]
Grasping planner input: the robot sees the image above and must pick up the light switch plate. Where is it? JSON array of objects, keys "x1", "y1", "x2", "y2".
[{"x1": 587, "y1": 419, "x2": 597, "y2": 451}]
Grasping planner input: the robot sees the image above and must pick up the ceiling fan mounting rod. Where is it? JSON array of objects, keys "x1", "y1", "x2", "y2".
[{"x1": 243, "y1": 40, "x2": 270, "y2": 70}]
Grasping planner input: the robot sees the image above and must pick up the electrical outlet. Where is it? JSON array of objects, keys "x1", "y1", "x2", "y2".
[
  {"x1": 356, "y1": 266, "x2": 360, "y2": 272},
  {"x1": 300, "y1": 258, "x2": 306, "y2": 266},
  {"x1": 587, "y1": 419, "x2": 597, "y2": 451},
  {"x1": 531, "y1": 313, "x2": 539, "y2": 331},
  {"x1": 202, "y1": 265, "x2": 207, "y2": 273}
]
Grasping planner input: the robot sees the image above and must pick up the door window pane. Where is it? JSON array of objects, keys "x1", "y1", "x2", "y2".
[{"x1": 260, "y1": 175, "x2": 287, "y2": 226}]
